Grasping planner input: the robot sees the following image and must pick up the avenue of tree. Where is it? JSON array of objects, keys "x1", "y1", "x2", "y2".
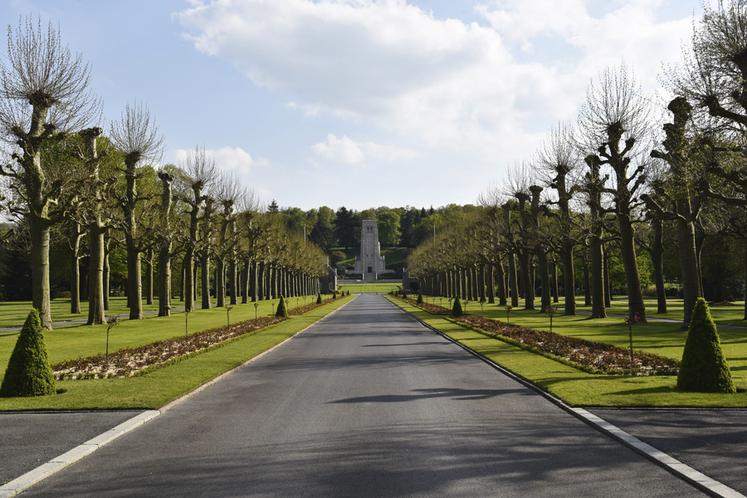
[
  {"x1": 0, "y1": 19, "x2": 328, "y2": 329},
  {"x1": 408, "y1": 1, "x2": 747, "y2": 328}
]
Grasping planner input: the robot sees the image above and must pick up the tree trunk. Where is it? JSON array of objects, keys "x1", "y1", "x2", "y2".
[
  {"x1": 158, "y1": 243, "x2": 171, "y2": 316},
  {"x1": 144, "y1": 249, "x2": 154, "y2": 306},
  {"x1": 70, "y1": 223, "x2": 82, "y2": 315},
  {"x1": 651, "y1": 217, "x2": 667, "y2": 314},
  {"x1": 583, "y1": 252, "x2": 591, "y2": 306},
  {"x1": 229, "y1": 258, "x2": 238, "y2": 305},
  {"x1": 87, "y1": 224, "x2": 106, "y2": 325},
  {"x1": 201, "y1": 255, "x2": 211, "y2": 309},
  {"x1": 126, "y1": 236, "x2": 143, "y2": 320},
  {"x1": 487, "y1": 264, "x2": 495, "y2": 304},
  {"x1": 29, "y1": 217, "x2": 53, "y2": 329},
  {"x1": 241, "y1": 260, "x2": 249, "y2": 304},
  {"x1": 216, "y1": 257, "x2": 225, "y2": 307},
  {"x1": 603, "y1": 248, "x2": 612, "y2": 308},
  {"x1": 103, "y1": 238, "x2": 111, "y2": 311},
  {"x1": 590, "y1": 236, "x2": 606, "y2": 318},
  {"x1": 551, "y1": 260, "x2": 559, "y2": 304},
  {"x1": 677, "y1": 217, "x2": 701, "y2": 326}
]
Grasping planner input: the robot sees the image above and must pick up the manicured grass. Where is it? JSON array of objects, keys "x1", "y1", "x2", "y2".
[
  {"x1": 0, "y1": 295, "x2": 353, "y2": 410},
  {"x1": 0, "y1": 296, "x2": 161, "y2": 329},
  {"x1": 579, "y1": 296, "x2": 747, "y2": 326},
  {"x1": 394, "y1": 296, "x2": 747, "y2": 407},
  {"x1": 338, "y1": 282, "x2": 401, "y2": 294}
]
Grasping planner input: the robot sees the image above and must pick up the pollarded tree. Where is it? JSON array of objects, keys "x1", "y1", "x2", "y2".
[
  {"x1": 578, "y1": 66, "x2": 649, "y2": 322},
  {"x1": 538, "y1": 123, "x2": 579, "y2": 315},
  {"x1": 109, "y1": 103, "x2": 163, "y2": 320},
  {"x1": 215, "y1": 175, "x2": 242, "y2": 307},
  {"x1": 645, "y1": 97, "x2": 706, "y2": 326},
  {"x1": 179, "y1": 147, "x2": 216, "y2": 312},
  {"x1": 0, "y1": 18, "x2": 98, "y2": 328},
  {"x1": 582, "y1": 154, "x2": 607, "y2": 318}
]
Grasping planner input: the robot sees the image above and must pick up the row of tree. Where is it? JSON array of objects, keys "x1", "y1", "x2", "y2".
[
  {"x1": 409, "y1": 1, "x2": 747, "y2": 328},
  {"x1": 0, "y1": 19, "x2": 328, "y2": 329}
]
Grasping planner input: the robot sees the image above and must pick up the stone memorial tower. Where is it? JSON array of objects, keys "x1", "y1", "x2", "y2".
[{"x1": 354, "y1": 220, "x2": 387, "y2": 282}]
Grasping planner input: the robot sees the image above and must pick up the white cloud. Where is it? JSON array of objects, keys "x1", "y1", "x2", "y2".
[
  {"x1": 311, "y1": 134, "x2": 416, "y2": 165},
  {"x1": 177, "y1": 0, "x2": 698, "y2": 190},
  {"x1": 173, "y1": 146, "x2": 268, "y2": 178}
]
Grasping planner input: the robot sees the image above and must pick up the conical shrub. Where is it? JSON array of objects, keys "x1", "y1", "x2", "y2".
[
  {"x1": 416, "y1": 294, "x2": 424, "y2": 304},
  {"x1": 677, "y1": 298, "x2": 735, "y2": 393},
  {"x1": 316, "y1": 293, "x2": 322, "y2": 304},
  {"x1": 1, "y1": 310, "x2": 56, "y2": 397},
  {"x1": 452, "y1": 297, "x2": 464, "y2": 317},
  {"x1": 275, "y1": 296, "x2": 288, "y2": 318}
]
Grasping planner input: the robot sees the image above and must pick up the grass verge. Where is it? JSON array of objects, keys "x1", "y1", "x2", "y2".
[
  {"x1": 0, "y1": 295, "x2": 352, "y2": 410},
  {"x1": 389, "y1": 296, "x2": 747, "y2": 407},
  {"x1": 338, "y1": 282, "x2": 401, "y2": 294}
]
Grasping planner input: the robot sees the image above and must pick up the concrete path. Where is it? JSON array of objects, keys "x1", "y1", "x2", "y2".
[
  {"x1": 0, "y1": 411, "x2": 142, "y2": 485},
  {"x1": 22, "y1": 294, "x2": 702, "y2": 497}
]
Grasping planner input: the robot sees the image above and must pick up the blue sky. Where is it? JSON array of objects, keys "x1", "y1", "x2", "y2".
[{"x1": 0, "y1": 0, "x2": 704, "y2": 210}]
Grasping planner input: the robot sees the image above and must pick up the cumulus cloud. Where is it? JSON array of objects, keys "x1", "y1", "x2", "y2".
[
  {"x1": 311, "y1": 134, "x2": 416, "y2": 165},
  {"x1": 176, "y1": 0, "x2": 697, "y2": 191},
  {"x1": 173, "y1": 146, "x2": 267, "y2": 178}
]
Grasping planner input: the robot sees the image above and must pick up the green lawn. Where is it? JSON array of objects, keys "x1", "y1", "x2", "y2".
[
  {"x1": 0, "y1": 295, "x2": 352, "y2": 410},
  {"x1": 577, "y1": 296, "x2": 747, "y2": 326},
  {"x1": 0, "y1": 296, "x2": 164, "y2": 329},
  {"x1": 395, "y1": 296, "x2": 747, "y2": 407},
  {"x1": 339, "y1": 282, "x2": 401, "y2": 294}
]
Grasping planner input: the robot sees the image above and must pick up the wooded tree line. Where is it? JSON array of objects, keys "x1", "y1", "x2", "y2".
[
  {"x1": 267, "y1": 204, "x2": 438, "y2": 252},
  {"x1": 0, "y1": 19, "x2": 327, "y2": 329},
  {"x1": 408, "y1": 0, "x2": 747, "y2": 328}
]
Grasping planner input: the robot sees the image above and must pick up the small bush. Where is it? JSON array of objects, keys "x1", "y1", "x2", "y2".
[
  {"x1": 275, "y1": 296, "x2": 289, "y2": 318},
  {"x1": 1, "y1": 310, "x2": 56, "y2": 397},
  {"x1": 451, "y1": 297, "x2": 464, "y2": 317},
  {"x1": 316, "y1": 293, "x2": 322, "y2": 304},
  {"x1": 677, "y1": 298, "x2": 736, "y2": 393},
  {"x1": 416, "y1": 294, "x2": 424, "y2": 304}
]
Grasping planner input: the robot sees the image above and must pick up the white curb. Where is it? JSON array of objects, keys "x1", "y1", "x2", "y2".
[
  {"x1": 388, "y1": 296, "x2": 746, "y2": 498},
  {"x1": 0, "y1": 296, "x2": 356, "y2": 497}
]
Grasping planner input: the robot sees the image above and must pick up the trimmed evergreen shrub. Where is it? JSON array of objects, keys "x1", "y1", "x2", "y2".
[
  {"x1": 1, "y1": 309, "x2": 56, "y2": 397},
  {"x1": 416, "y1": 294, "x2": 424, "y2": 304},
  {"x1": 677, "y1": 298, "x2": 736, "y2": 393},
  {"x1": 451, "y1": 297, "x2": 464, "y2": 317},
  {"x1": 275, "y1": 296, "x2": 288, "y2": 318},
  {"x1": 316, "y1": 293, "x2": 322, "y2": 304}
]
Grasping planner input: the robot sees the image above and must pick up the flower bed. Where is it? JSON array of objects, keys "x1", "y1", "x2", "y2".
[
  {"x1": 399, "y1": 297, "x2": 679, "y2": 376},
  {"x1": 53, "y1": 316, "x2": 282, "y2": 380}
]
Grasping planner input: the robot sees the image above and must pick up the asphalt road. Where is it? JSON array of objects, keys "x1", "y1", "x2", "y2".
[
  {"x1": 24, "y1": 294, "x2": 702, "y2": 497},
  {"x1": 0, "y1": 410, "x2": 141, "y2": 485},
  {"x1": 593, "y1": 408, "x2": 747, "y2": 494}
]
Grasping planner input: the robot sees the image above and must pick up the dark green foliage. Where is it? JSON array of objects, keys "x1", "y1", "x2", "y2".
[
  {"x1": 416, "y1": 294, "x2": 423, "y2": 304},
  {"x1": 677, "y1": 298, "x2": 735, "y2": 393},
  {"x1": 451, "y1": 297, "x2": 464, "y2": 317},
  {"x1": 275, "y1": 296, "x2": 288, "y2": 318},
  {"x1": 332, "y1": 291, "x2": 338, "y2": 299},
  {"x1": 1, "y1": 310, "x2": 56, "y2": 397},
  {"x1": 316, "y1": 293, "x2": 322, "y2": 304}
]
